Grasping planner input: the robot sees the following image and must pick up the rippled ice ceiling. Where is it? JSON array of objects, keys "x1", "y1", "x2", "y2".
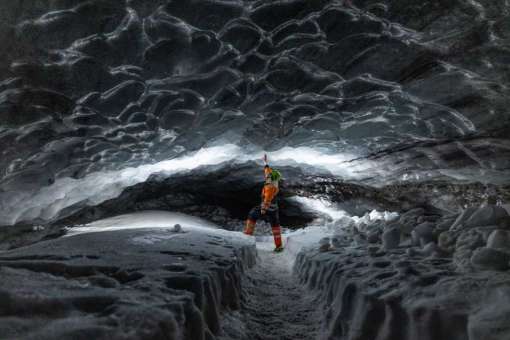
[{"x1": 1, "y1": 0, "x2": 510, "y2": 224}]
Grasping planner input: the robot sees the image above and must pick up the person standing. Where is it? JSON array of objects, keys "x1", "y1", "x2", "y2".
[{"x1": 244, "y1": 155, "x2": 283, "y2": 252}]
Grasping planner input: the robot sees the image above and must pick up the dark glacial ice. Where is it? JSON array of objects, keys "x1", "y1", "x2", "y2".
[{"x1": 1, "y1": 1, "x2": 510, "y2": 339}]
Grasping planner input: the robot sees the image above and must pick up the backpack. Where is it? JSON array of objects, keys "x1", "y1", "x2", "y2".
[{"x1": 270, "y1": 169, "x2": 282, "y2": 182}]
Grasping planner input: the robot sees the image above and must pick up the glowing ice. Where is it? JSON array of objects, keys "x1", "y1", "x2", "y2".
[
  {"x1": 292, "y1": 196, "x2": 349, "y2": 220},
  {"x1": 1, "y1": 144, "x2": 247, "y2": 225},
  {"x1": 292, "y1": 196, "x2": 398, "y2": 228},
  {"x1": 267, "y1": 147, "x2": 375, "y2": 178},
  {"x1": 0, "y1": 144, "x2": 377, "y2": 226}
]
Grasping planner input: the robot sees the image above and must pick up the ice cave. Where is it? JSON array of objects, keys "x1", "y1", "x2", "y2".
[{"x1": 1, "y1": 1, "x2": 510, "y2": 339}]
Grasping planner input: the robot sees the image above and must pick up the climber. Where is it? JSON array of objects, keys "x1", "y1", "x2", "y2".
[{"x1": 244, "y1": 154, "x2": 284, "y2": 252}]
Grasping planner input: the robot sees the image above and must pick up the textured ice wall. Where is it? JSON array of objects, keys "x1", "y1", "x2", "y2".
[
  {"x1": 1, "y1": 0, "x2": 510, "y2": 225},
  {"x1": 1, "y1": 0, "x2": 509, "y2": 183},
  {"x1": 293, "y1": 203, "x2": 510, "y2": 340}
]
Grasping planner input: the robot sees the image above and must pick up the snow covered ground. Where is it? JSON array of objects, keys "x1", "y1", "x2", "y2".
[
  {"x1": 249, "y1": 198, "x2": 510, "y2": 340},
  {"x1": 0, "y1": 211, "x2": 257, "y2": 340},
  {"x1": 2, "y1": 199, "x2": 510, "y2": 340}
]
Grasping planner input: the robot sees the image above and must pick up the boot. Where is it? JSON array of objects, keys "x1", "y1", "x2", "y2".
[{"x1": 272, "y1": 224, "x2": 283, "y2": 251}]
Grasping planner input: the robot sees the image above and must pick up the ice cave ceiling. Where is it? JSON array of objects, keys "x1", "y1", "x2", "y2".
[{"x1": 1, "y1": 0, "x2": 510, "y2": 226}]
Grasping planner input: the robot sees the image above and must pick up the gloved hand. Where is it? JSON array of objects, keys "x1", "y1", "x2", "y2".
[{"x1": 261, "y1": 208, "x2": 267, "y2": 215}]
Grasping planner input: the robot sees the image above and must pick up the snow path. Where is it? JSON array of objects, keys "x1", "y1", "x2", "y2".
[{"x1": 228, "y1": 243, "x2": 323, "y2": 340}]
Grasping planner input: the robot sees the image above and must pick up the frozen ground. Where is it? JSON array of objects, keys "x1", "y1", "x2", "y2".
[
  {"x1": 220, "y1": 242, "x2": 323, "y2": 340},
  {"x1": 2, "y1": 200, "x2": 510, "y2": 340},
  {"x1": 0, "y1": 211, "x2": 257, "y2": 340},
  {"x1": 0, "y1": 207, "x2": 393, "y2": 340},
  {"x1": 222, "y1": 199, "x2": 510, "y2": 340},
  {"x1": 292, "y1": 202, "x2": 510, "y2": 340},
  {"x1": 66, "y1": 210, "x2": 221, "y2": 236}
]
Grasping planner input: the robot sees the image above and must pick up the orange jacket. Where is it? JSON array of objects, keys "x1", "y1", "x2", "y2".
[
  {"x1": 261, "y1": 184, "x2": 279, "y2": 209},
  {"x1": 261, "y1": 166, "x2": 279, "y2": 209}
]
